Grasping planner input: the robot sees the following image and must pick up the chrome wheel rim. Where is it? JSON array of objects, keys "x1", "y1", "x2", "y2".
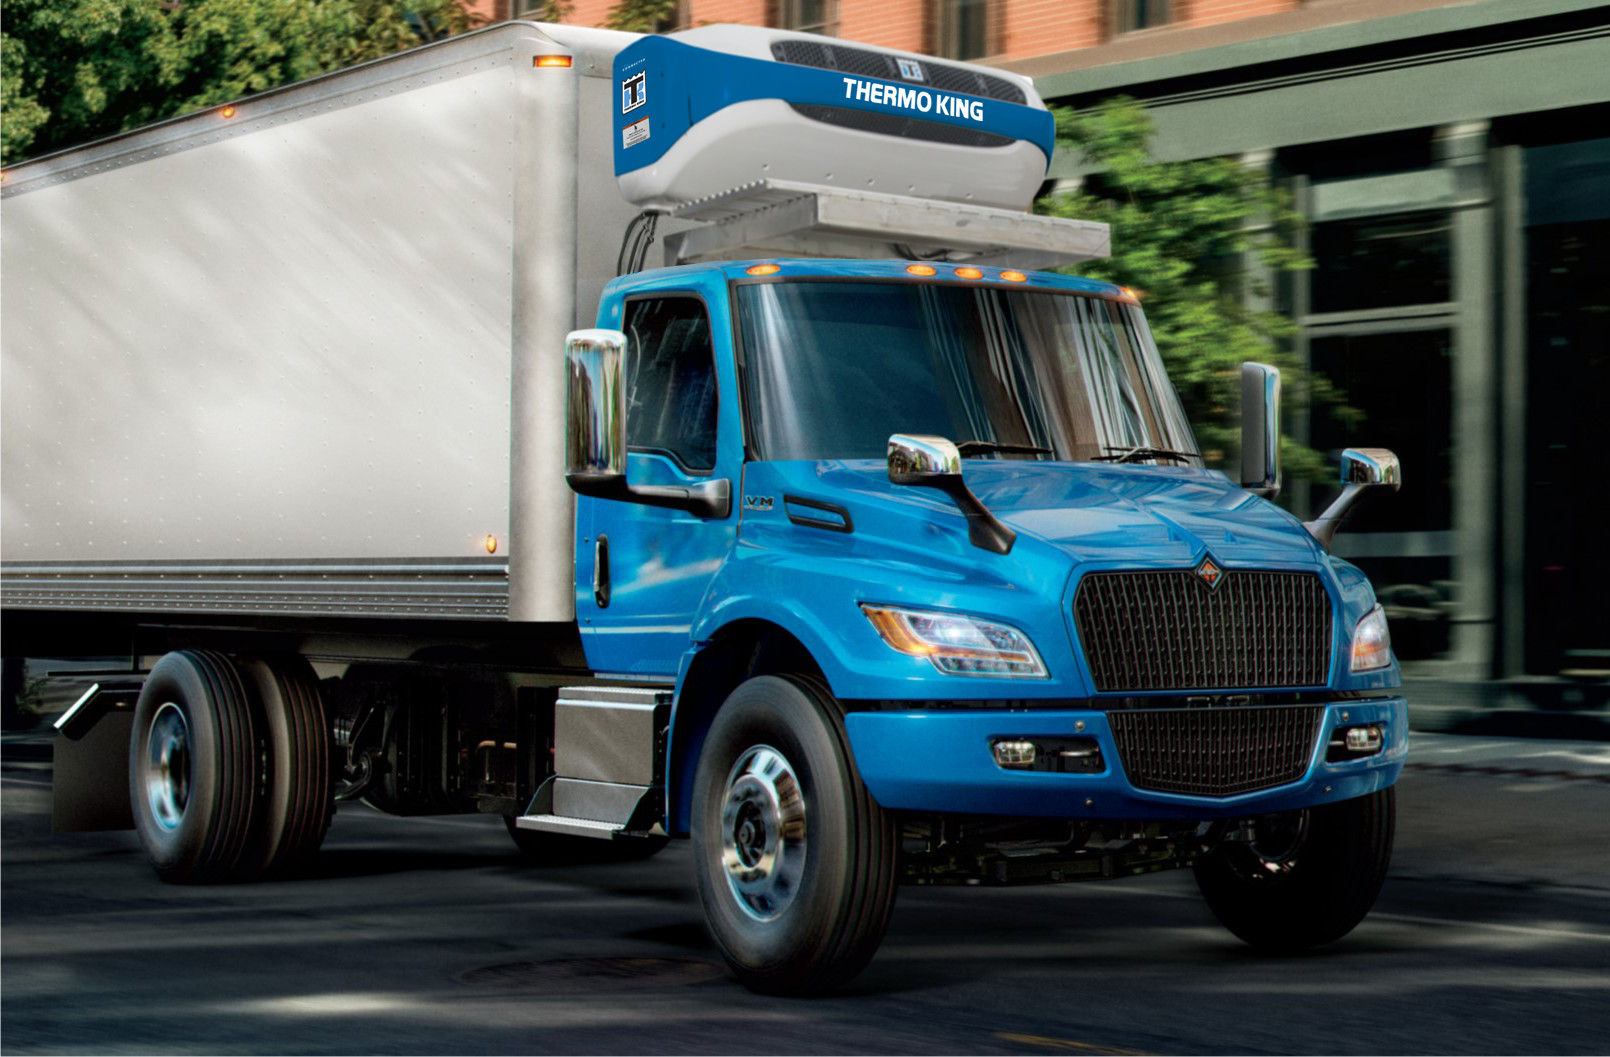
[
  {"x1": 720, "y1": 745, "x2": 806, "y2": 922},
  {"x1": 145, "y1": 702, "x2": 192, "y2": 832}
]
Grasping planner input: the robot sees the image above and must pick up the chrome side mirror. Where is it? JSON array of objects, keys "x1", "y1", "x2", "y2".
[
  {"x1": 1304, "y1": 447, "x2": 1402, "y2": 551},
  {"x1": 888, "y1": 434, "x2": 963, "y2": 483},
  {"x1": 1240, "y1": 362, "x2": 1282, "y2": 499},
  {"x1": 887, "y1": 433, "x2": 1014, "y2": 555},
  {"x1": 564, "y1": 329, "x2": 730, "y2": 519},
  {"x1": 565, "y1": 329, "x2": 628, "y2": 487}
]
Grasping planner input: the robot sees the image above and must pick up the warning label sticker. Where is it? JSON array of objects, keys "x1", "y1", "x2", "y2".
[{"x1": 622, "y1": 117, "x2": 651, "y2": 149}]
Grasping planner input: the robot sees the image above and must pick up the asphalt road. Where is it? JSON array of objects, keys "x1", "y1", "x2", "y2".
[{"x1": 3, "y1": 734, "x2": 1608, "y2": 1055}]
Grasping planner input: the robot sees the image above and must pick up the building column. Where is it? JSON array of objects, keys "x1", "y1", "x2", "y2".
[{"x1": 1437, "y1": 120, "x2": 1498, "y2": 679}]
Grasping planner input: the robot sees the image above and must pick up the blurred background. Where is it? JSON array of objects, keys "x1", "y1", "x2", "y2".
[{"x1": 4, "y1": 0, "x2": 1607, "y2": 731}]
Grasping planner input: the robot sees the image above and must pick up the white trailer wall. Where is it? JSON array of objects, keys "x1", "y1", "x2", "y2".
[{"x1": 1, "y1": 24, "x2": 626, "y2": 622}]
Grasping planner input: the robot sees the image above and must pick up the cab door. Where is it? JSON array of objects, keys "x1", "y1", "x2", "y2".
[{"x1": 576, "y1": 291, "x2": 740, "y2": 679}]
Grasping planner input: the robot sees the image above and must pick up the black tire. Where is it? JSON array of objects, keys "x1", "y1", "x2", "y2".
[
  {"x1": 129, "y1": 651, "x2": 261, "y2": 884},
  {"x1": 691, "y1": 674, "x2": 898, "y2": 995},
  {"x1": 1194, "y1": 787, "x2": 1395, "y2": 951},
  {"x1": 503, "y1": 816, "x2": 669, "y2": 863},
  {"x1": 237, "y1": 656, "x2": 332, "y2": 877}
]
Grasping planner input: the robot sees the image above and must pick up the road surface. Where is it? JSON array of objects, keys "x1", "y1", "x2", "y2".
[{"x1": 3, "y1": 733, "x2": 1607, "y2": 1054}]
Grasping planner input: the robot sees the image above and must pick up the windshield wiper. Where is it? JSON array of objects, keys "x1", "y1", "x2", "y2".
[
  {"x1": 955, "y1": 440, "x2": 1054, "y2": 458},
  {"x1": 1092, "y1": 445, "x2": 1198, "y2": 465}
]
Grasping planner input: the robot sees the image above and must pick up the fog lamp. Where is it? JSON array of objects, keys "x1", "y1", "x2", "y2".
[
  {"x1": 1345, "y1": 725, "x2": 1384, "y2": 753},
  {"x1": 993, "y1": 740, "x2": 1037, "y2": 769}
]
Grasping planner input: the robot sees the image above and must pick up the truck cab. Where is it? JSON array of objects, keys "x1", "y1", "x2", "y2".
[{"x1": 557, "y1": 257, "x2": 1406, "y2": 992}]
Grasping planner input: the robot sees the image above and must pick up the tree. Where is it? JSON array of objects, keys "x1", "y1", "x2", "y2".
[
  {"x1": 1, "y1": 0, "x2": 471, "y2": 166},
  {"x1": 603, "y1": 0, "x2": 679, "y2": 34},
  {"x1": 1036, "y1": 100, "x2": 1346, "y2": 481}
]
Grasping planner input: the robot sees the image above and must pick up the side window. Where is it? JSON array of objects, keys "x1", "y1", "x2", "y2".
[{"x1": 622, "y1": 296, "x2": 718, "y2": 472}]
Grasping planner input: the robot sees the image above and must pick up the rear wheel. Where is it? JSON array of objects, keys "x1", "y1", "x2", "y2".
[
  {"x1": 691, "y1": 675, "x2": 898, "y2": 995},
  {"x1": 1194, "y1": 787, "x2": 1395, "y2": 951},
  {"x1": 130, "y1": 651, "x2": 260, "y2": 883},
  {"x1": 238, "y1": 656, "x2": 332, "y2": 877}
]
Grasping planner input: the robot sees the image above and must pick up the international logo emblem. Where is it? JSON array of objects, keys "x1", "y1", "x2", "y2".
[{"x1": 1195, "y1": 556, "x2": 1223, "y2": 589}]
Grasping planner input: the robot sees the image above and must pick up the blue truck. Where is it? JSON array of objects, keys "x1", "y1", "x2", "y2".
[{"x1": 0, "y1": 21, "x2": 1405, "y2": 995}]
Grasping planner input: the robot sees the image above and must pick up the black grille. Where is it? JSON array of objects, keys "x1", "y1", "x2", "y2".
[
  {"x1": 788, "y1": 104, "x2": 1015, "y2": 148},
  {"x1": 1074, "y1": 569, "x2": 1332, "y2": 692},
  {"x1": 1109, "y1": 706, "x2": 1324, "y2": 796},
  {"x1": 770, "y1": 41, "x2": 1027, "y2": 104}
]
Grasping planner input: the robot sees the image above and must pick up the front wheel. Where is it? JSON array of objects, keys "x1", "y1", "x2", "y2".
[
  {"x1": 1194, "y1": 787, "x2": 1395, "y2": 951},
  {"x1": 691, "y1": 675, "x2": 898, "y2": 995}
]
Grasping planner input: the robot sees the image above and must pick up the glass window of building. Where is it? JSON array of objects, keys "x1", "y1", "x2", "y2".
[
  {"x1": 1522, "y1": 135, "x2": 1610, "y2": 673},
  {"x1": 1110, "y1": 0, "x2": 1171, "y2": 35},
  {"x1": 1310, "y1": 210, "x2": 1453, "y2": 313},
  {"x1": 774, "y1": 0, "x2": 837, "y2": 35},
  {"x1": 934, "y1": 0, "x2": 990, "y2": 60}
]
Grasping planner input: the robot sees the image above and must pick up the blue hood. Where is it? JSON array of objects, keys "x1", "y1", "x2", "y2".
[{"x1": 765, "y1": 459, "x2": 1324, "y2": 570}]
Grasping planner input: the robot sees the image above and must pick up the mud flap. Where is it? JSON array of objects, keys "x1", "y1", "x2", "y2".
[{"x1": 53, "y1": 711, "x2": 135, "y2": 832}]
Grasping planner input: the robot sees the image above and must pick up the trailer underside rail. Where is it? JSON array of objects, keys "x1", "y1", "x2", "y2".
[{"x1": 0, "y1": 558, "x2": 510, "y2": 621}]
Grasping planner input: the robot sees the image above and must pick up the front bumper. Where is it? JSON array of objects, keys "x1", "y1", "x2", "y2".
[{"x1": 844, "y1": 697, "x2": 1407, "y2": 820}]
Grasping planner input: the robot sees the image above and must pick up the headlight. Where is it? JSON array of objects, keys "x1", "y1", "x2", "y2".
[
  {"x1": 1350, "y1": 604, "x2": 1393, "y2": 672},
  {"x1": 860, "y1": 604, "x2": 1048, "y2": 678}
]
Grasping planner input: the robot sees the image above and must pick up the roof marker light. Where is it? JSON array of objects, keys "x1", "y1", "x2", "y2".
[
  {"x1": 219, "y1": 105, "x2": 238, "y2": 120},
  {"x1": 1001, "y1": 270, "x2": 1028, "y2": 283},
  {"x1": 905, "y1": 264, "x2": 937, "y2": 276},
  {"x1": 534, "y1": 54, "x2": 573, "y2": 68},
  {"x1": 954, "y1": 267, "x2": 984, "y2": 280},
  {"x1": 746, "y1": 263, "x2": 782, "y2": 276}
]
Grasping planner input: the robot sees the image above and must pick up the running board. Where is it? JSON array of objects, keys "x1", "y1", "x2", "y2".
[{"x1": 516, "y1": 776, "x2": 663, "y2": 841}]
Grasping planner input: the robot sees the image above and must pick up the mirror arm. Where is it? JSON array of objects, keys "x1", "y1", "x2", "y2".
[
  {"x1": 1303, "y1": 483, "x2": 1378, "y2": 552},
  {"x1": 566, "y1": 473, "x2": 731, "y2": 520},
  {"x1": 904, "y1": 475, "x2": 1016, "y2": 556}
]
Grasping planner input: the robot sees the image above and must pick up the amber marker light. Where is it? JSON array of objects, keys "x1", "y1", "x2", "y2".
[
  {"x1": 1000, "y1": 270, "x2": 1028, "y2": 283},
  {"x1": 534, "y1": 54, "x2": 573, "y2": 68},
  {"x1": 484, "y1": 535, "x2": 499, "y2": 554},
  {"x1": 219, "y1": 105, "x2": 238, "y2": 120},
  {"x1": 1121, "y1": 286, "x2": 1142, "y2": 301},
  {"x1": 954, "y1": 267, "x2": 984, "y2": 280},
  {"x1": 905, "y1": 264, "x2": 937, "y2": 276},
  {"x1": 745, "y1": 263, "x2": 782, "y2": 276}
]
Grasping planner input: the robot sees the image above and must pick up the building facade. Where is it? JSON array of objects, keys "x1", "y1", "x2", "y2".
[{"x1": 474, "y1": 0, "x2": 1610, "y2": 704}]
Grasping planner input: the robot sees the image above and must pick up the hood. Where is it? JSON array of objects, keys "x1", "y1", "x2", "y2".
[{"x1": 796, "y1": 460, "x2": 1323, "y2": 569}]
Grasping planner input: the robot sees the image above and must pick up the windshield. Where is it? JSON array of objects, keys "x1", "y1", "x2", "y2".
[{"x1": 736, "y1": 280, "x2": 1201, "y2": 464}]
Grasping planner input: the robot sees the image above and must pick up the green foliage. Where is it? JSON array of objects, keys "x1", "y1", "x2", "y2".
[
  {"x1": 603, "y1": 0, "x2": 679, "y2": 34},
  {"x1": 1, "y1": 0, "x2": 471, "y2": 166},
  {"x1": 522, "y1": 1, "x2": 575, "y2": 21},
  {"x1": 1036, "y1": 100, "x2": 1343, "y2": 481}
]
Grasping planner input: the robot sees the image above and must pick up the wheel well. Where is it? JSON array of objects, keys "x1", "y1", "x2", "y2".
[{"x1": 668, "y1": 620, "x2": 826, "y2": 836}]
